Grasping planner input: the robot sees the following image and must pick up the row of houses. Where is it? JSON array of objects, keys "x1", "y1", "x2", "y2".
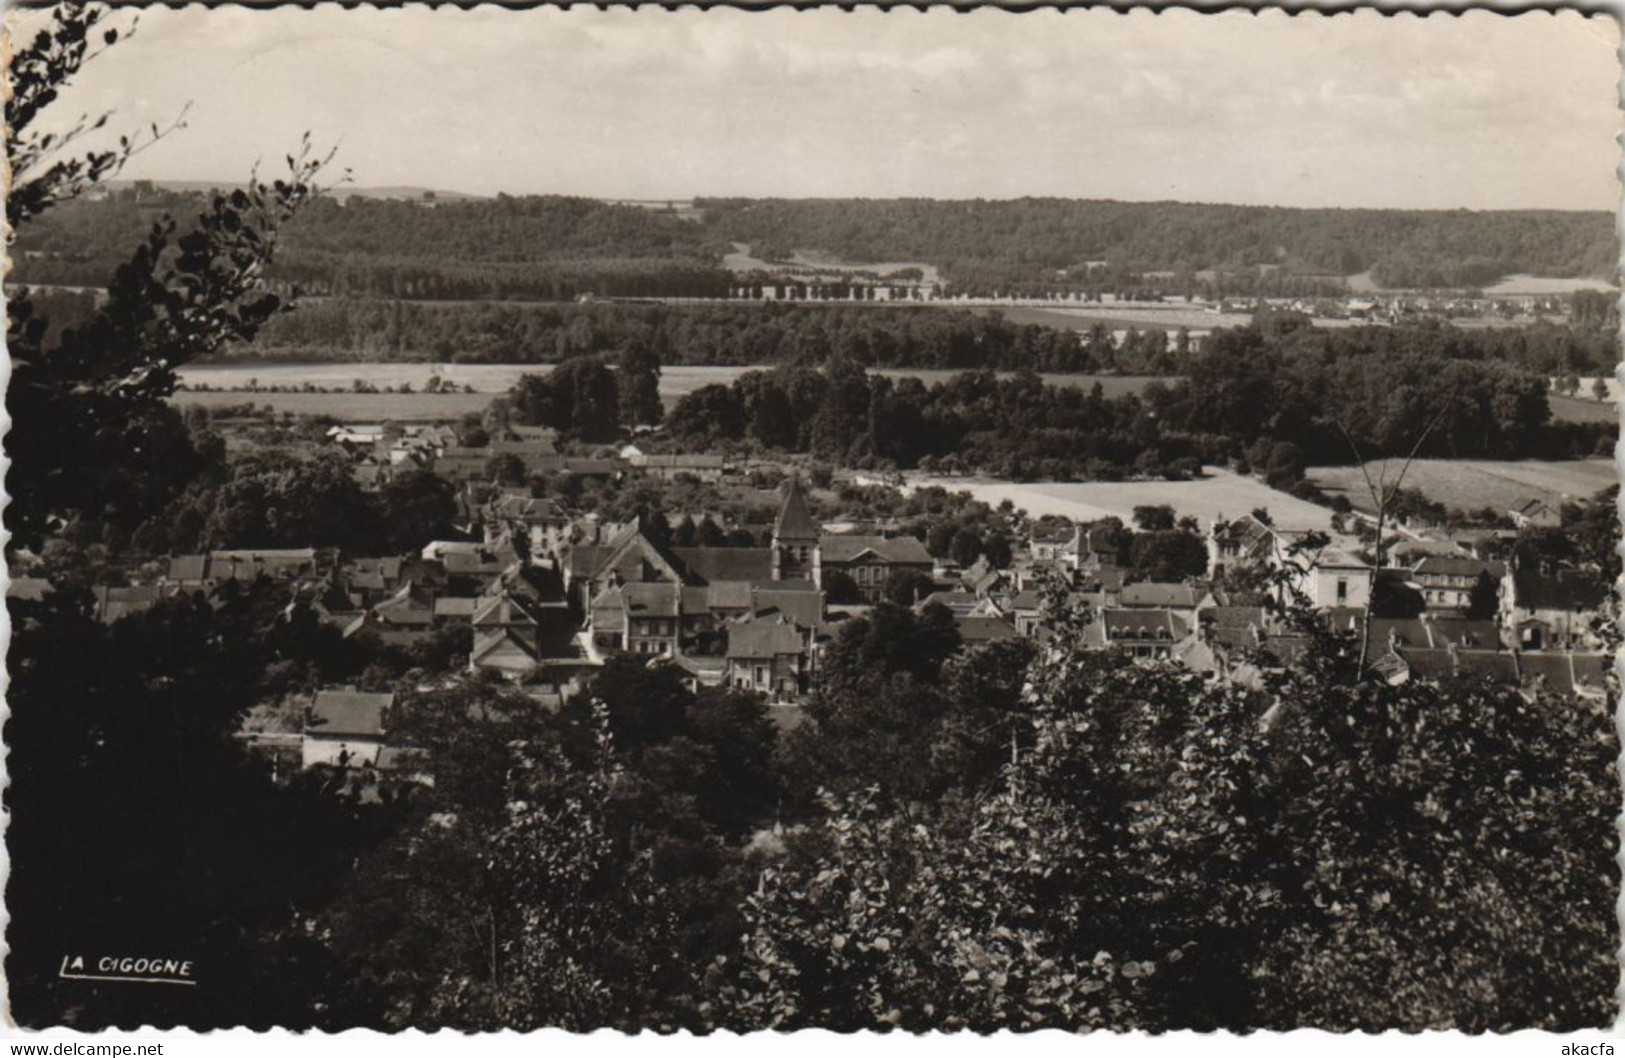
[{"x1": 999, "y1": 507, "x2": 1613, "y2": 698}]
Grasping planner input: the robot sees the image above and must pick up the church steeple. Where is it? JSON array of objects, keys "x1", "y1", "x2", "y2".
[{"x1": 772, "y1": 476, "x2": 819, "y2": 582}]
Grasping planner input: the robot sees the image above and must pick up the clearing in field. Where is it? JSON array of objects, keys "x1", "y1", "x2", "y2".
[
  {"x1": 902, "y1": 467, "x2": 1336, "y2": 530},
  {"x1": 1307, "y1": 458, "x2": 1616, "y2": 516},
  {"x1": 721, "y1": 243, "x2": 941, "y2": 285}
]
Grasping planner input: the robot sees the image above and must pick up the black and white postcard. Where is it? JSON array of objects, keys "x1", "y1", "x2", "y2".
[{"x1": 4, "y1": 1, "x2": 1620, "y2": 1039}]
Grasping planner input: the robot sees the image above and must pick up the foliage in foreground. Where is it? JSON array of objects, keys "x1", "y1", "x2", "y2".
[{"x1": 714, "y1": 618, "x2": 1619, "y2": 1032}]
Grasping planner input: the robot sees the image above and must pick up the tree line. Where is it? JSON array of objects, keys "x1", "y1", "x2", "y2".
[
  {"x1": 17, "y1": 184, "x2": 1614, "y2": 301},
  {"x1": 652, "y1": 315, "x2": 1609, "y2": 481},
  {"x1": 237, "y1": 298, "x2": 1179, "y2": 372},
  {"x1": 699, "y1": 197, "x2": 1617, "y2": 294}
]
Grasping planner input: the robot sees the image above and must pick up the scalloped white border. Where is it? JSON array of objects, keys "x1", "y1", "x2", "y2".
[{"x1": 1, "y1": 0, "x2": 1622, "y2": 1046}]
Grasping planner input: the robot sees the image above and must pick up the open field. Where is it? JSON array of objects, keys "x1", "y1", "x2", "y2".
[
  {"x1": 721, "y1": 243, "x2": 941, "y2": 284},
  {"x1": 176, "y1": 363, "x2": 1172, "y2": 420},
  {"x1": 1483, "y1": 274, "x2": 1618, "y2": 296},
  {"x1": 171, "y1": 390, "x2": 496, "y2": 421},
  {"x1": 1307, "y1": 458, "x2": 1616, "y2": 516},
  {"x1": 178, "y1": 362, "x2": 775, "y2": 396},
  {"x1": 898, "y1": 466, "x2": 1336, "y2": 531},
  {"x1": 1349, "y1": 270, "x2": 1615, "y2": 297},
  {"x1": 1550, "y1": 394, "x2": 1618, "y2": 424}
]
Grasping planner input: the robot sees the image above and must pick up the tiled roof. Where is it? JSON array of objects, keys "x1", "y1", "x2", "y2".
[
  {"x1": 1120, "y1": 582, "x2": 1204, "y2": 608},
  {"x1": 673, "y1": 547, "x2": 774, "y2": 584},
  {"x1": 374, "y1": 585, "x2": 436, "y2": 626},
  {"x1": 919, "y1": 590, "x2": 982, "y2": 613},
  {"x1": 471, "y1": 628, "x2": 540, "y2": 666},
  {"x1": 753, "y1": 586, "x2": 824, "y2": 629},
  {"x1": 1413, "y1": 555, "x2": 1506, "y2": 579},
  {"x1": 1010, "y1": 589, "x2": 1044, "y2": 611},
  {"x1": 819, "y1": 534, "x2": 932, "y2": 565},
  {"x1": 590, "y1": 585, "x2": 625, "y2": 623},
  {"x1": 704, "y1": 581, "x2": 756, "y2": 611},
  {"x1": 622, "y1": 582, "x2": 682, "y2": 618},
  {"x1": 1102, "y1": 608, "x2": 1188, "y2": 642},
  {"x1": 727, "y1": 618, "x2": 805, "y2": 659},
  {"x1": 1200, "y1": 605, "x2": 1266, "y2": 629},
  {"x1": 472, "y1": 594, "x2": 540, "y2": 627}
]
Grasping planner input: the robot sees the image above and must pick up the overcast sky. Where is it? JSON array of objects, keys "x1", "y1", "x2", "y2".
[{"x1": 19, "y1": 5, "x2": 1622, "y2": 210}]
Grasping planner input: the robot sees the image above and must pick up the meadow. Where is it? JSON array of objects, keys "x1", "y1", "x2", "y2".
[
  {"x1": 721, "y1": 243, "x2": 941, "y2": 284},
  {"x1": 898, "y1": 466, "x2": 1338, "y2": 531},
  {"x1": 171, "y1": 390, "x2": 496, "y2": 422},
  {"x1": 173, "y1": 363, "x2": 1172, "y2": 420},
  {"x1": 1306, "y1": 458, "x2": 1616, "y2": 516},
  {"x1": 1550, "y1": 394, "x2": 1618, "y2": 425}
]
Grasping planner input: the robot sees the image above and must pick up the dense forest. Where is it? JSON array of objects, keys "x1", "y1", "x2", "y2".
[
  {"x1": 700, "y1": 197, "x2": 1618, "y2": 294},
  {"x1": 14, "y1": 188, "x2": 735, "y2": 299},
  {"x1": 16, "y1": 187, "x2": 1616, "y2": 300},
  {"x1": 32, "y1": 284, "x2": 1614, "y2": 377}
]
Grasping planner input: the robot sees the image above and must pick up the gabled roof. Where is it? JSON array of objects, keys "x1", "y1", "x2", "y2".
[
  {"x1": 569, "y1": 524, "x2": 689, "y2": 586},
  {"x1": 1102, "y1": 608, "x2": 1188, "y2": 642},
  {"x1": 374, "y1": 583, "x2": 437, "y2": 624},
  {"x1": 590, "y1": 584, "x2": 626, "y2": 625},
  {"x1": 773, "y1": 477, "x2": 819, "y2": 543},
  {"x1": 752, "y1": 584, "x2": 824, "y2": 628},
  {"x1": 622, "y1": 582, "x2": 682, "y2": 618},
  {"x1": 673, "y1": 547, "x2": 774, "y2": 585},
  {"x1": 1413, "y1": 555, "x2": 1506, "y2": 579},
  {"x1": 727, "y1": 617, "x2": 805, "y2": 659},
  {"x1": 702, "y1": 581, "x2": 755, "y2": 612},
  {"x1": 308, "y1": 689, "x2": 394, "y2": 739},
  {"x1": 819, "y1": 534, "x2": 932, "y2": 565},
  {"x1": 472, "y1": 594, "x2": 540, "y2": 627},
  {"x1": 472, "y1": 628, "x2": 540, "y2": 667},
  {"x1": 919, "y1": 589, "x2": 983, "y2": 613},
  {"x1": 1120, "y1": 582, "x2": 1205, "y2": 608},
  {"x1": 1200, "y1": 605, "x2": 1267, "y2": 629},
  {"x1": 1010, "y1": 589, "x2": 1045, "y2": 611}
]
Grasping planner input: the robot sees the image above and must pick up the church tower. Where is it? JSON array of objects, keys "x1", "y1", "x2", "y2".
[{"x1": 771, "y1": 476, "x2": 820, "y2": 583}]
